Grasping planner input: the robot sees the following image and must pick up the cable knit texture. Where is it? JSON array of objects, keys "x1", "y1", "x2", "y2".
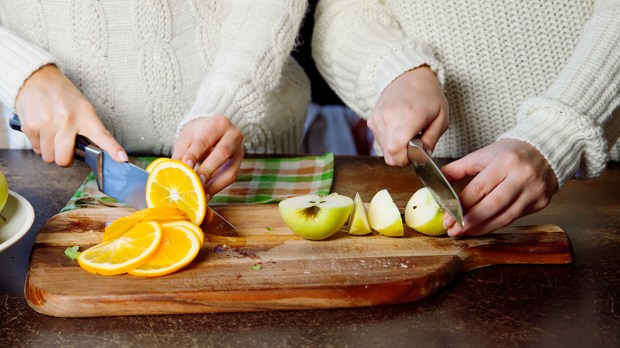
[
  {"x1": 0, "y1": 0, "x2": 310, "y2": 155},
  {"x1": 313, "y1": 0, "x2": 620, "y2": 187}
]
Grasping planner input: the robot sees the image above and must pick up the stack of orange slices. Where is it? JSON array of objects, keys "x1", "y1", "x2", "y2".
[{"x1": 77, "y1": 158, "x2": 208, "y2": 277}]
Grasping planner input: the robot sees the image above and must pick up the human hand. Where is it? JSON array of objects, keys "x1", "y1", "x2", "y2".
[
  {"x1": 14, "y1": 64, "x2": 127, "y2": 166},
  {"x1": 172, "y1": 116, "x2": 244, "y2": 199},
  {"x1": 368, "y1": 66, "x2": 448, "y2": 165},
  {"x1": 441, "y1": 139, "x2": 559, "y2": 237}
]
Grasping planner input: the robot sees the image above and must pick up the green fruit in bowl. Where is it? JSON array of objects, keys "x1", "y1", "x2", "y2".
[
  {"x1": 279, "y1": 193, "x2": 353, "y2": 240},
  {"x1": 0, "y1": 170, "x2": 8, "y2": 213},
  {"x1": 0, "y1": 170, "x2": 8, "y2": 222}
]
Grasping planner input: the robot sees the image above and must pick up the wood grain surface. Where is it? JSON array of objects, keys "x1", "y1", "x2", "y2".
[{"x1": 25, "y1": 205, "x2": 573, "y2": 317}]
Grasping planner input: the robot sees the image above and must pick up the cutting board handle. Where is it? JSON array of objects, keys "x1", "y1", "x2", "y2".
[{"x1": 459, "y1": 224, "x2": 573, "y2": 272}]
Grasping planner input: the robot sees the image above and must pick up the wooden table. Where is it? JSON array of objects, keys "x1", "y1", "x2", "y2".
[{"x1": 1, "y1": 149, "x2": 618, "y2": 347}]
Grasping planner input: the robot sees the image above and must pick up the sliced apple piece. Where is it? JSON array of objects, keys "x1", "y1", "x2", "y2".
[
  {"x1": 405, "y1": 187, "x2": 447, "y2": 236},
  {"x1": 348, "y1": 192, "x2": 372, "y2": 235},
  {"x1": 367, "y1": 189, "x2": 403, "y2": 237},
  {"x1": 279, "y1": 193, "x2": 353, "y2": 240}
]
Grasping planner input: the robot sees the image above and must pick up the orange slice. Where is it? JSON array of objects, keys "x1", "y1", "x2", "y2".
[
  {"x1": 145, "y1": 159, "x2": 207, "y2": 225},
  {"x1": 145, "y1": 157, "x2": 171, "y2": 173},
  {"x1": 160, "y1": 220, "x2": 204, "y2": 245},
  {"x1": 103, "y1": 206, "x2": 189, "y2": 242},
  {"x1": 78, "y1": 221, "x2": 163, "y2": 276},
  {"x1": 128, "y1": 224, "x2": 201, "y2": 277}
]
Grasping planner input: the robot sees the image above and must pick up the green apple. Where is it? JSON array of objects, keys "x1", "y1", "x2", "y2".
[
  {"x1": 405, "y1": 187, "x2": 447, "y2": 236},
  {"x1": 279, "y1": 193, "x2": 353, "y2": 240},
  {"x1": 367, "y1": 189, "x2": 403, "y2": 237},
  {"x1": 0, "y1": 170, "x2": 8, "y2": 211},
  {"x1": 348, "y1": 192, "x2": 372, "y2": 235},
  {"x1": 0, "y1": 170, "x2": 8, "y2": 222}
]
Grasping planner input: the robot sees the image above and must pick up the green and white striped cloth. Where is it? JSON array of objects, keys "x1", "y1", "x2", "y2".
[
  {"x1": 62, "y1": 153, "x2": 334, "y2": 211},
  {"x1": 210, "y1": 153, "x2": 334, "y2": 204}
]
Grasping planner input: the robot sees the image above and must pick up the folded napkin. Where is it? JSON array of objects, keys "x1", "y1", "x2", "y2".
[{"x1": 61, "y1": 153, "x2": 334, "y2": 212}]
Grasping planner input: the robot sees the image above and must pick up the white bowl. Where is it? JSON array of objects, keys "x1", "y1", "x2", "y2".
[{"x1": 0, "y1": 190, "x2": 35, "y2": 253}]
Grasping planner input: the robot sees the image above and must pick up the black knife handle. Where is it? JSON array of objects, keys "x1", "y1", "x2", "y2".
[
  {"x1": 9, "y1": 114, "x2": 93, "y2": 162},
  {"x1": 8, "y1": 114, "x2": 21, "y2": 132}
]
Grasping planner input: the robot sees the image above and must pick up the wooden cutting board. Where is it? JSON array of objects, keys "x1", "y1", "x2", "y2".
[{"x1": 25, "y1": 205, "x2": 572, "y2": 317}]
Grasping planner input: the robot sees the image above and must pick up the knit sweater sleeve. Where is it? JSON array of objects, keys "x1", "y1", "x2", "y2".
[
  {"x1": 0, "y1": 26, "x2": 57, "y2": 110},
  {"x1": 499, "y1": 0, "x2": 620, "y2": 187},
  {"x1": 311, "y1": 0, "x2": 444, "y2": 118},
  {"x1": 178, "y1": 0, "x2": 307, "y2": 134}
]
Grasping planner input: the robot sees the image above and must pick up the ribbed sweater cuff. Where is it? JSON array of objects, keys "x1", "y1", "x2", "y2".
[
  {"x1": 177, "y1": 77, "x2": 249, "y2": 135},
  {"x1": 373, "y1": 41, "x2": 445, "y2": 97},
  {"x1": 0, "y1": 29, "x2": 57, "y2": 109},
  {"x1": 498, "y1": 97, "x2": 609, "y2": 188},
  {"x1": 178, "y1": 74, "x2": 309, "y2": 154},
  {"x1": 317, "y1": 16, "x2": 444, "y2": 117},
  {"x1": 351, "y1": 36, "x2": 444, "y2": 114}
]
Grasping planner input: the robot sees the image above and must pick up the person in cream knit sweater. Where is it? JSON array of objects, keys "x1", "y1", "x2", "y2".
[
  {"x1": 0, "y1": 1, "x2": 310, "y2": 197},
  {"x1": 313, "y1": 0, "x2": 620, "y2": 237}
]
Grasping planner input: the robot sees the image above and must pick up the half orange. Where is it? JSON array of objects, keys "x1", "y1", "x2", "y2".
[{"x1": 145, "y1": 159, "x2": 207, "y2": 225}]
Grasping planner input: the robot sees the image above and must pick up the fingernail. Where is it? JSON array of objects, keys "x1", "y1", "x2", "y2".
[
  {"x1": 117, "y1": 151, "x2": 129, "y2": 162},
  {"x1": 186, "y1": 160, "x2": 195, "y2": 169},
  {"x1": 447, "y1": 227, "x2": 459, "y2": 238},
  {"x1": 199, "y1": 174, "x2": 206, "y2": 185},
  {"x1": 451, "y1": 224, "x2": 464, "y2": 237}
]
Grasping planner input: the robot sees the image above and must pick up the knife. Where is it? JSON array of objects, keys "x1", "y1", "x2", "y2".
[
  {"x1": 9, "y1": 114, "x2": 237, "y2": 234},
  {"x1": 407, "y1": 137, "x2": 464, "y2": 227}
]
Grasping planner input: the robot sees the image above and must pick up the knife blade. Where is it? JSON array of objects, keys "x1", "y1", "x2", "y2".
[
  {"x1": 9, "y1": 114, "x2": 237, "y2": 233},
  {"x1": 407, "y1": 137, "x2": 464, "y2": 227}
]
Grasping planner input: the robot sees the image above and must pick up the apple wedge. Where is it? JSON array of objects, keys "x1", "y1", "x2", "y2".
[
  {"x1": 367, "y1": 189, "x2": 403, "y2": 237},
  {"x1": 405, "y1": 187, "x2": 447, "y2": 236},
  {"x1": 279, "y1": 193, "x2": 353, "y2": 240},
  {"x1": 348, "y1": 192, "x2": 372, "y2": 235}
]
